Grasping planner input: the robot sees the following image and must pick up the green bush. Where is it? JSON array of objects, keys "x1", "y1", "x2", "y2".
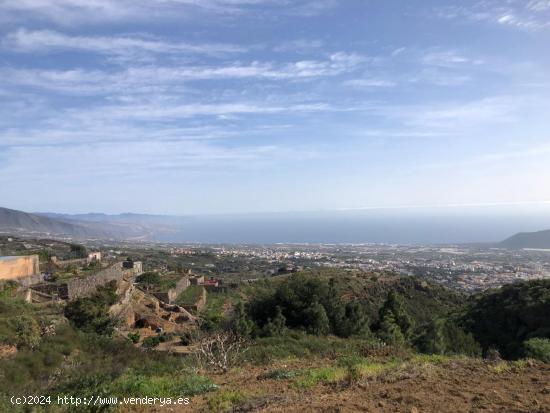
[
  {"x1": 463, "y1": 279, "x2": 550, "y2": 359},
  {"x1": 142, "y1": 336, "x2": 161, "y2": 348},
  {"x1": 70, "y1": 243, "x2": 88, "y2": 259},
  {"x1": 113, "y1": 371, "x2": 217, "y2": 397},
  {"x1": 524, "y1": 338, "x2": 550, "y2": 362},
  {"x1": 245, "y1": 274, "x2": 369, "y2": 338},
  {"x1": 11, "y1": 315, "x2": 41, "y2": 349},
  {"x1": 127, "y1": 332, "x2": 140, "y2": 343},
  {"x1": 136, "y1": 272, "x2": 161, "y2": 290},
  {"x1": 208, "y1": 390, "x2": 246, "y2": 413},
  {"x1": 64, "y1": 281, "x2": 118, "y2": 335},
  {"x1": 260, "y1": 369, "x2": 298, "y2": 380}
]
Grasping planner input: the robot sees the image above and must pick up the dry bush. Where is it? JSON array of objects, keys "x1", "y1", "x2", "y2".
[{"x1": 197, "y1": 332, "x2": 248, "y2": 373}]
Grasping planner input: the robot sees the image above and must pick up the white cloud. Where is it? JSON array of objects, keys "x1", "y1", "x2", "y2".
[
  {"x1": 0, "y1": 0, "x2": 336, "y2": 25},
  {"x1": 3, "y1": 29, "x2": 247, "y2": 57},
  {"x1": 343, "y1": 78, "x2": 396, "y2": 88},
  {"x1": 365, "y1": 95, "x2": 537, "y2": 131},
  {"x1": 1, "y1": 52, "x2": 364, "y2": 95},
  {"x1": 528, "y1": 0, "x2": 550, "y2": 12},
  {"x1": 437, "y1": 1, "x2": 550, "y2": 31},
  {"x1": 421, "y1": 51, "x2": 483, "y2": 67},
  {"x1": 273, "y1": 38, "x2": 325, "y2": 53},
  {"x1": 67, "y1": 101, "x2": 332, "y2": 122}
]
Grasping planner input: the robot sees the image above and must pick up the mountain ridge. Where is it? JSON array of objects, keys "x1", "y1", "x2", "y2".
[
  {"x1": 500, "y1": 229, "x2": 550, "y2": 249},
  {"x1": 0, "y1": 207, "x2": 151, "y2": 240}
]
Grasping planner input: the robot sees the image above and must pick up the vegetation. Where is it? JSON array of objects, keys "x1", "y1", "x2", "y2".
[
  {"x1": 244, "y1": 274, "x2": 369, "y2": 338},
  {"x1": 2, "y1": 244, "x2": 550, "y2": 412},
  {"x1": 0, "y1": 287, "x2": 43, "y2": 350},
  {"x1": 135, "y1": 271, "x2": 161, "y2": 290},
  {"x1": 64, "y1": 281, "x2": 119, "y2": 335},
  {"x1": 462, "y1": 279, "x2": 550, "y2": 359},
  {"x1": 414, "y1": 318, "x2": 481, "y2": 357},
  {"x1": 176, "y1": 284, "x2": 204, "y2": 306},
  {"x1": 524, "y1": 338, "x2": 550, "y2": 362},
  {"x1": 127, "y1": 331, "x2": 140, "y2": 344},
  {"x1": 69, "y1": 243, "x2": 88, "y2": 259},
  {"x1": 1, "y1": 312, "x2": 216, "y2": 412}
]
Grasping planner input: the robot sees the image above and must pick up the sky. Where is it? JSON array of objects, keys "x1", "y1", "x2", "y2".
[{"x1": 1, "y1": 0, "x2": 550, "y2": 216}]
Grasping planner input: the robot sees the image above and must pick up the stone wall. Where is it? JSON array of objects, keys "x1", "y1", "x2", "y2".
[
  {"x1": 152, "y1": 276, "x2": 190, "y2": 304},
  {"x1": 29, "y1": 282, "x2": 69, "y2": 299},
  {"x1": 27, "y1": 262, "x2": 130, "y2": 301},
  {"x1": 182, "y1": 286, "x2": 207, "y2": 313},
  {"x1": 0, "y1": 255, "x2": 40, "y2": 281},
  {"x1": 66, "y1": 263, "x2": 125, "y2": 300}
]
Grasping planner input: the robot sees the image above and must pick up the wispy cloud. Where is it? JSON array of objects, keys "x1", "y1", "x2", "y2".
[
  {"x1": 3, "y1": 29, "x2": 247, "y2": 58},
  {"x1": 273, "y1": 38, "x2": 325, "y2": 53},
  {"x1": 0, "y1": 0, "x2": 337, "y2": 25},
  {"x1": 436, "y1": 0, "x2": 550, "y2": 31},
  {"x1": 421, "y1": 50, "x2": 483, "y2": 67},
  {"x1": 343, "y1": 78, "x2": 396, "y2": 88},
  {"x1": 1, "y1": 52, "x2": 364, "y2": 95}
]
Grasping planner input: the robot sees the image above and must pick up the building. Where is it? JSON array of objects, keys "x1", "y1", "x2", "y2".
[
  {"x1": 190, "y1": 275, "x2": 205, "y2": 285},
  {"x1": 87, "y1": 251, "x2": 102, "y2": 263},
  {"x1": 0, "y1": 255, "x2": 41, "y2": 286},
  {"x1": 203, "y1": 278, "x2": 219, "y2": 287},
  {"x1": 122, "y1": 258, "x2": 143, "y2": 276}
]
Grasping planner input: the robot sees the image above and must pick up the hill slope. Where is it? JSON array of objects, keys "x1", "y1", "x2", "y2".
[
  {"x1": 500, "y1": 229, "x2": 550, "y2": 249},
  {"x1": 0, "y1": 207, "x2": 150, "y2": 240}
]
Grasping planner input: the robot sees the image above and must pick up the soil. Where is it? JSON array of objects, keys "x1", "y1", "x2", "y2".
[{"x1": 176, "y1": 358, "x2": 550, "y2": 413}]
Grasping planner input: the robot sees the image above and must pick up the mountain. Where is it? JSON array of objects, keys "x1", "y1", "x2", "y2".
[
  {"x1": 500, "y1": 229, "x2": 550, "y2": 249},
  {"x1": 0, "y1": 207, "x2": 151, "y2": 240}
]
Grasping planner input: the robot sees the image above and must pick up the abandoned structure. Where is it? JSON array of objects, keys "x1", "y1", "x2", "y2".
[
  {"x1": 87, "y1": 251, "x2": 102, "y2": 263},
  {"x1": 122, "y1": 258, "x2": 143, "y2": 275},
  {"x1": 151, "y1": 275, "x2": 190, "y2": 304},
  {"x1": 28, "y1": 261, "x2": 136, "y2": 302},
  {"x1": 0, "y1": 255, "x2": 42, "y2": 286}
]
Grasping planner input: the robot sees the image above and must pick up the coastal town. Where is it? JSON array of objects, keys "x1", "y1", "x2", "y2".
[{"x1": 4, "y1": 235, "x2": 547, "y2": 296}]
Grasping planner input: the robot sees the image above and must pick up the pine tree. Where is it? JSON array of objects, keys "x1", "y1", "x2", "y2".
[
  {"x1": 305, "y1": 301, "x2": 330, "y2": 336},
  {"x1": 337, "y1": 301, "x2": 369, "y2": 338},
  {"x1": 233, "y1": 301, "x2": 254, "y2": 338},
  {"x1": 378, "y1": 290, "x2": 413, "y2": 339},
  {"x1": 262, "y1": 305, "x2": 287, "y2": 337},
  {"x1": 378, "y1": 312, "x2": 406, "y2": 346}
]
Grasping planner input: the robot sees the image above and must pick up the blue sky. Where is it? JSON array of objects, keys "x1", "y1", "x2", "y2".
[{"x1": 1, "y1": 0, "x2": 550, "y2": 215}]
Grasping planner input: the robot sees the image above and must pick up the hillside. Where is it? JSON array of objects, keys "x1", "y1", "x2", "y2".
[
  {"x1": 0, "y1": 207, "x2": 150, "y2": 240},
  {"x1": 500, "y1": 229, "x2": 550, "y2": 249},
  {"x1": 2, "y1": 261, "x2": 550, "y2": 412}
]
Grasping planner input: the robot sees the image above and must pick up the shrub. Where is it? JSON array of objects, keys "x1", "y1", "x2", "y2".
[
  {"x1": 10, "y1": 315, "x2": 41, "y2": 349},
  {"x1": 260, "y1": 369, "x2": 298, "y2": 380},
  {"x1": 64, "y1": 281, "x2": 118, "y2": 335},
  {"x1": 339, "y1": 357, "x2": 362, "y2": 387},
  {"x1": 136, "y1": 272, "x2": 161, "y2": 290},
  {"x1": 127, "y1": 332, "x2": 140, "y2": 344},
  {"x1": 293, "y1": 367, "x2": 343, "y2": 389},
  {"x1": 113, "y1": 372, "x2": 217, "y2": 397},
  {"x1": 197, "y1": 332, "x2": 248, "y2": 373},
  {"x1": 142, "y1": 336, "x2": 162, "y2": 348},
  {"x1": 524, "y1": 338, "x2": 550, "y2": 362},
  {"x1": 70, "y1": 244, "x2": 88, "y2": 259},
  {"x1": 208, "y1": 390, "x2": 246, "y2": 413}
]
